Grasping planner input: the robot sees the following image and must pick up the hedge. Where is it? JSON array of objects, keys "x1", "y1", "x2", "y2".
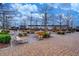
[{"x1": 0, "y1": 34, "x2": 11, "y2": 44}]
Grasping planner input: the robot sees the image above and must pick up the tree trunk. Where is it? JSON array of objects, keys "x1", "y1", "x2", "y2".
[{"x1": 44, "y1": 12, "x2": 48, "y2": 31}]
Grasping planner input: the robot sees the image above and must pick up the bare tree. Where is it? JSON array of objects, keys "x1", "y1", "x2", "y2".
[
  {"x1": 5, "y1": 15, "x2": 13, "y2": 30},
  {"x1": 52, "y1": 14, "x2": 55, "y2": 27},
  {"x1": 66, "y1": 10, "x2": 72, "y2": 30},
  {"x1": 0, "y1": 4, "x2": 15, "y2": 31},
  {"x1": 41, "y1": 4, "x2": 53, "y2": 31},
  {"x1": 0, "y1": 4, "x2": 16, "y2": 31},
  {"x1": 20, "y1": 15, "x2": 27, "y2": 29},
  {"x1": 35, "y1": 17, "x2": 38, "y2": 29},
  {"x1": 56, "y1": 14, "x2": 64, "y2": 30},
  {"x1": 30, "y1": 12, "x2": 33, "y2": 29}
]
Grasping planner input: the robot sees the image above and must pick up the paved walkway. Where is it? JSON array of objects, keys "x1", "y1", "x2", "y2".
[{"x1": 0, "y1": 32, "x2": 79, "y2": 56}]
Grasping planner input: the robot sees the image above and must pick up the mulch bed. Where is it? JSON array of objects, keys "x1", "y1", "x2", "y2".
[{"x1": 0, "y1": 43, "x2": 9, "y2": 49}]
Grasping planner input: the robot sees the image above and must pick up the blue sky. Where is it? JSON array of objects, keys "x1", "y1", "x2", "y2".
[{"x1": 0, "y1": 3, "x2": 79, "y2": 27}]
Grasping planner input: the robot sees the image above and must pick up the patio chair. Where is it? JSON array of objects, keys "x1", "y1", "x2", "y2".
[{"x1": 11, "y1": 36, "x2": 28, "y2": 46}]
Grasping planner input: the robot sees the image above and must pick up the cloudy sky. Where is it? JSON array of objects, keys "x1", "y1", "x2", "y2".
[{"x1": 0, "y1": 3, "x2": 79, "y2": 27}]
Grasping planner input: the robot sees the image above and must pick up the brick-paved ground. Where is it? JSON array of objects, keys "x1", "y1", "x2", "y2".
[{"x1": 0, "y1": 32, "x2": 79, "y2": 56}]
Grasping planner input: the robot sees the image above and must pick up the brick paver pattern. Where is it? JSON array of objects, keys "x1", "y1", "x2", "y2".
[{"x1": 0, "y1": 32, "x2": 79, "y2": 56}]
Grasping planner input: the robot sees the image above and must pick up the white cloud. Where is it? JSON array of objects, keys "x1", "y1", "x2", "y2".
[
  {"x1": 11, "y1": 3, "x2": 22, "y2": 10},
  {"x1": 21, "y1": 15, "x2": 28, "y2": 19},
  {"x1": 71, "y1": 3, "x2": 79, "y2": 12},
  {"x1": 49, "y1": 3, "x2": 79, "y2": 12},
  {"x1": 10, "y1": 3, "x2": 41, "y2": 25},
  {"x1": 32, "y1": 13, "x2": 42, "y2": 18},
  {"x1": 11, "y1": 3, "x2": 38, "y2": 15}
]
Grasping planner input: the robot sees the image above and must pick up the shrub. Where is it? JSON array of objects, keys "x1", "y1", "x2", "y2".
[
  {"x1": 36, "y1": 31, "x2": 44, "y2": 37},
  {"x1": 57, "y1": 31, "x2": 65, "y2": 35},
  {"x1": 52, "y1": 30, "x2": 56, "y2": 32},
  {"x1": 35, "y1": 31, "x2": 44, "y2": 40},
  {"x1": 36, "y1": 31, "x2": 50, "y2": 39},
  {"x1": 23, "y1": 32, "x2": 27, "y2": 36},
  {"x1": 18, "y1": 33, "x2": 23, "y2": 37},
  {"x1": 26, "y1": 30, "x2": 30, "y2": 33},
  {"x1": 30, "y1": 30, "x2": 35, "y2": 34},
  {"x1": 66, "y1": 28, "x2": 75, "y2": 33},
  {"x1": 43, "y1": 32, "x2": 50, "y2": 38},
  {"x1": 66, "y1": 31, "x2": 71, "y2": 33},
  {"x1": 0, "y1": 34, "x2": 11, "y2": 44},
  {"x1": 71, "y1": 29, "x2": 75, "y2": 33},
  {"x1": 26, "y1": 30, "x2": 34, "y2": 34},
  {"x1": 18, "y1": 32, "x2": 27, "y2": 37}
]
